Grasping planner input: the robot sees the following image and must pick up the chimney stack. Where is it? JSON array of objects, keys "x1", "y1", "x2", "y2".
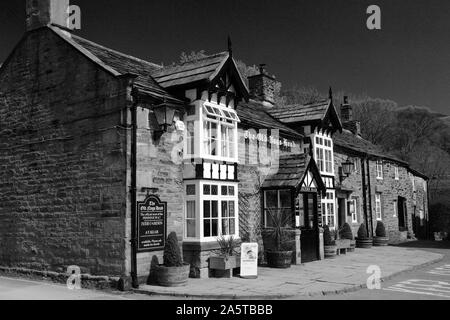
[
  {"x1": 247, "y1": 64, "x2": 280, "y2": 108},
  {"x1": 340, "y1": 96, "x2": 361, "y2": 136},
  {"x1": 26, "y1": 0, "x2": 70, "y2": 31}
]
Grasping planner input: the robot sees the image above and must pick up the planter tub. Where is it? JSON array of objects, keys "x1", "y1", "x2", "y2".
[
  {"x1": 324, "y1": 245, "x2": 337, "y2": 258},
  {"x1": 153, "y1": 263, "x2": 190, "y2": 287},
  {"x1": 209, "y1": 255, "x2": 241, "y2": 270},
  {"x1": 266, "y1": 251, "x2": 292, "y2": 268},
  {"x1": 373, "y1": 236, "x2": 389, "y2": 246},
  {"x1": 356, "y1": 238, "x2": 373, "y2": 249}
]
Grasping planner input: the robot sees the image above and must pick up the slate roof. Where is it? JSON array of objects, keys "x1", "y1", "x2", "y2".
[
  {"x1": 262, "y1": 154, "x2": 325, "y2": 190},
  {"x1": 237, "y1": 101, "x2": 303, "y2": 139},
  {"x1": 333, "y1": 129, "x2": 408, "y2": 165},
  {"x1": 49, "y1": 26, "x2": 183, "y2": 104},
  {"x1": 268, "y1": 100, "x2": 330, "y2": 123},
  {"x1": 152, "y1": 52, "x2": 229, "y2": 88}
]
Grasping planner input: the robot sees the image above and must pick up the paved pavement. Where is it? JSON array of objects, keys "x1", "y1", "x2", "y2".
[
  {"x1": 298, "y1": 241, "x2": 450, "y2": 300},
  {"x1": 134, "y1": 245, "x2": 443, "y2": 299}
]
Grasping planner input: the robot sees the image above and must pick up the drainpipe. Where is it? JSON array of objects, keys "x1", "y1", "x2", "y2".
[
  {"x1": 130, "y1": 88, "x2": 139, "y2": 288},
  {"x1": 366, "y1": 158, "x2": 374, "y2": 238},
  {"x1": 361, "y1": 157, "x2": 370, "y2": 237},
  {"x1": 426, "y1": 179, "x2": 431, "y2": 240}
]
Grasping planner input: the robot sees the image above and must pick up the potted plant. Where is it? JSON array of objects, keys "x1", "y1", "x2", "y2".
[
  {"x1": 323, "y1": 225, "x2": 337, "y2": 258},
  {"x1": 263, "y1": 209, "x2": 293, "y2": 268},
  {"x1": 153, "y1": 232, "x2": 190, "y2": 287},
  {"x1": 355, "y1": 223, "x2": 373, "y2": 248},
  {"x1": 339, "y1": 223, "x2": 356, "y2": 252},
  {"x1": 373, "y1": 221, "x2": 389, "y2": 246},
  {"x1": 209, "y1": 235, "x2": 241, "y2": 277}
]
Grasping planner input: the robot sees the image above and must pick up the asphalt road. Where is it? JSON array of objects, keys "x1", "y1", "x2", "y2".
[
  {"x1": 1, "y1": 240, "x2": 449, "y2": 300},
  {"x1": 294, "y1": 240, "x2": 450, "y2": 300}
]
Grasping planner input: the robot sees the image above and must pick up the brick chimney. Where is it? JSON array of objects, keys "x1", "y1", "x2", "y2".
[
  {"x1": 248, "y1": 64, "x2": 280, "y2": 108},
  {"x1": 341, "y1": 96, "x2": 361, "y2": 136},
  {"x1": 26, "y1": 0, "x2": 70, "y2": 31}
]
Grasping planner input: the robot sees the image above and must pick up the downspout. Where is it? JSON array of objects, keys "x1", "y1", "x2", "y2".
[
  {"x1": 361, "y1": 157, "x2": 370, "y2": 237},
  {"x1": 130, "y1": 87, "x2": 139, "y2": 288},
  {"x1": 366, "y1": 158, "x2": 374, "y2": 238},
  {"x1": 426, "y1": 179, "x2": 431, "y2": 240}
]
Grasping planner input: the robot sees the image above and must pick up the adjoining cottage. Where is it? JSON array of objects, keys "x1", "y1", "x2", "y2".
[{"x1": 0, "y1": 0, "x2": 429, "y2": 285}]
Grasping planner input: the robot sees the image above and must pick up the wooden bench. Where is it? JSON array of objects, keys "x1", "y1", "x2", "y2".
[{"x1": 335, "y1": 239, "x2": 351, "y2": 255}]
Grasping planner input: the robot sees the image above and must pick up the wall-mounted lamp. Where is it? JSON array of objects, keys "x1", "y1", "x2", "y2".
[
  {"x1": 341, "y1": 160, "x2": 355, "y2": 177},
  {"x1": 153, "y1": 104, "x2": 177, "y2": 132}
]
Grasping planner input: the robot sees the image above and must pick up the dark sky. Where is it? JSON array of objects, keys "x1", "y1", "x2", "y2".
[{"x1": 1, "y1": 0, "x2": 449, "y2": 115}]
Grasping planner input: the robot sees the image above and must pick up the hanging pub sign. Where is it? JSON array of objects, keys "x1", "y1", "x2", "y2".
[{"x1": 137, "y1": 195, "x2": 167, "y2": 252}]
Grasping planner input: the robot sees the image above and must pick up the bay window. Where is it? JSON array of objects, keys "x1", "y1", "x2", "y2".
[
  {"x1": 184, "y1": 181, "x2": 238, "y2": 241},
  {"x1": 184, "y1": 101, "x2": 239, "y2": 162}
]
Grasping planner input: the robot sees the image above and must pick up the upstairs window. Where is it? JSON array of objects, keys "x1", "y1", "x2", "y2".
[
  {"x1": 394, "y1": 165, "x2": 399, "y2": 180},
  {"x1": 375, "y1": 193, "x2": 382, "y2": 220},
  {"x1": 376, "y1": 161, "x2": 383, "y2": 179},
  {"x1": 314, "y1": 135, "x2": 334, "y2": 175}
]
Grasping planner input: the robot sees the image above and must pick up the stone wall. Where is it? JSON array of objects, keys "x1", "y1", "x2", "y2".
[
  {"x1": 0, "y1": 28, "x2": 129, "y2": 276},
  {"x1": 334, "y1": 146, "x2": 420, "y2": 244}
]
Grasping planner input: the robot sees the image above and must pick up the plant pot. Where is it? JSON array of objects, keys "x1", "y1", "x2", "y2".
[
  {"x1": 324, "y1": 245, "x2": 337, "y2": 258},
  {"x1": 335, "y1": 239, "x2": 351, "y2": 249},
  {"x1": 265, "y1": 251, "x2": 292, "y2": 268},
  {"x1": 373, "y1": 236, "x2": 389, "y2": 246},
  {"x1": 356, "y1": 238, "x2": 373, "y2": 249},
  {"x1": 153, "y1": 263, "x2": 190, "y2": 287},
  {"x1": 209, "y1": 255, "x2": 241, "y2": 270}
]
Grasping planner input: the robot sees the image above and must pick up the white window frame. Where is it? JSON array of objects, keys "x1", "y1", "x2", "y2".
[
  {"x1": 376, "y1": 160, "x2": 383, "y2": 180},
  {"x1": 183, "y1": 180, "x2": 239, "y2": 242},
  {"x1": 375, "y1": 193, "x2": 382, "y2": 221},
  {"x1": 183, "y1": 101, "x2": 240, "y2": 163},
  {"x1": 394, "y1": 165, "x2": 399, "y2": 180},
  {"x1": 321, "y1": 190, "x2": 336, "y2": 229},
  {"x1": 313, "y1": 131, "x2": 334, "y2": 175}
]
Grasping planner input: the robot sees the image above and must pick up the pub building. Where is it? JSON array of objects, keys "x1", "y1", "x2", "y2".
[{"x1": 0, "y1": 0, "x2": 429, "y2": 286}]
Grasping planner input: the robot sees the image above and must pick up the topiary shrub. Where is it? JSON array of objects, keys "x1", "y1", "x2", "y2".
[
  {"x1": 339, "y1": 223, "x2": 354, "y2": 240},
  {"x1": 375, "y1": 221, "x2": 387, "y2": 237},
  {"x1": 323, "y1": 225, "x2": 335, "y2": 245},
  {"x1": 357, "y1": 223, "x2": 368, "y2": 239},
  {"x1": 163, "y1": 232, "x2": 183, "y2": 267}
]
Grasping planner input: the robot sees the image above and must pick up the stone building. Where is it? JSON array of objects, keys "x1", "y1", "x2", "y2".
[{"x1": 0, "y1": 0, "x2": 428, "y2": 285}]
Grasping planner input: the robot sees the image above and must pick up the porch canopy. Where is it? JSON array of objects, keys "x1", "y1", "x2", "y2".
[{"x1": 262, "y1": 154, "x2": 325, "y2": 194}]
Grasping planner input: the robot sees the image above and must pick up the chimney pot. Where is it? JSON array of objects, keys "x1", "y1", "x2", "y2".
[
  {"x1": 26, "y1": 0, "x2": 70, "y2": 31},
  {"x1": 248, "y1": 64, "x2": 279, "y2": 108}
]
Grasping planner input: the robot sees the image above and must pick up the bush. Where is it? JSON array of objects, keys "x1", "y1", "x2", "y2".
[
  {"x1": 375, "y1": 221, "x2": 387, "y2": 237},
  {"x1": 323, "y1": 225, "x2": 335, "y2": 246},
  {"x1": 357, "y1": 223, "x2": 368, "y2": 239},
  {"x1": 216, "y1": 235, "x2": 239, "y2": 258},
  {"x1": 339, "y1": 223, "x2": 354, "y2": 240},
  {"x1": 163, "y1": 232, "x2": 183, "y2": 267}
]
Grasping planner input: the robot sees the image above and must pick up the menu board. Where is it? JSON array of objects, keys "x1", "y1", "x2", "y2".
[
  {"x1": 137, "y1": 195, "x2": 167, "y2": 252},
  {"x1": 240, "y1": 243, "x2": 258, "y2": 279}
]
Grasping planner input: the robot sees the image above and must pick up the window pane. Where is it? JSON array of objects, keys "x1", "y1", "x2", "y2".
[
  {"x1": 187, "y1": 201, "x2": 195, "y2": 219},
  {"x1": 211, "y1": 201, "x2": 218, "y2": 217},
  {"x1": 222, "y1": 201, "x2": 229, "y2": 217},
  {"x1": 204, "y1": 220, "x2": 211, "y2": 237},
  {"x1": 228, "y1": 186, "x2": 235, "y2": 196},
  {"x1": 221, "y1": 186, "x2": 228, "y2": 195},
  {"x1": 265, "y1": 190, "x2": 278, "y2": 208},
  {"x1": 211, "y1": 219, "x2": 218, "y2": 236},
  {"x1": 211, "y1": 185, "x2": 218, "y2": 195},
  {"x1": 230, "y1": 219, "x2": 235, "y2": 235},
  {"x1": 187, "y1": 220, "x2": 196, "y2": 238},
  {"x1": 222, "y1": 219, "x2": 229, "y2": 235},
  {"x1": 203, "y1": 201, "x2": 210, "y2": 218},
  {"x1": 229, "y1": 201, "x2": 235, "y2": 217},
  {"x1": 279, "y1": 190, "x2": 291, "y2": 208},
  {"x1": 203, "y1": 184, "x2": 211, "y2": 195},
  {"x1": 186, "y1": 184, "x2": 196, "y2": 196}
]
